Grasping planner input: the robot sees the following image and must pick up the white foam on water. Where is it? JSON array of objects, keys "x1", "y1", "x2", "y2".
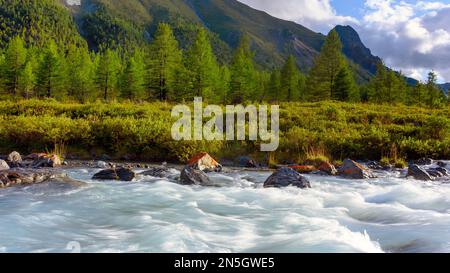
[{"x1": 0, "y1": 165, "x2": 449, "y2": 253}]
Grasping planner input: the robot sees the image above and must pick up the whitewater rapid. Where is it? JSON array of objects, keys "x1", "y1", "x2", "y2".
[{"x1": 0, "y1": 164, "x2": 449, "y2": 253}]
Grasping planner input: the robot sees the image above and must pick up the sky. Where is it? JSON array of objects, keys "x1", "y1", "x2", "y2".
[{"x1": 238, "y1": 0, "x2": 450, "y2": 83}]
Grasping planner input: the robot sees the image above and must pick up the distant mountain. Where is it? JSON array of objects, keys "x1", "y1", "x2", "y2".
[
  {"x1": 1, "y1": 0, "x2": 393, "y2": 81},
  {"x1": 439, "y1": 83, "x2": 450, "y2": 95}
]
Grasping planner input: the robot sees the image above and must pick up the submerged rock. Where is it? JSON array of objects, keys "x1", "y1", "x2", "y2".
[
  {"x1": 92, "y1": 167, "x2": 136, "y2": 181},
  {"x1": 338, "y1": 159, "x2": 376, "y2": 179},
  {"x1": 414, "y1": 158, "x2": 434, "y2": 165},
  {"x1": 235, "y1": 156, "x2": 258, "y2": 168},
  {"x1": 407, "y1": 165, "x2": 434, "y2": 181},
  {"x1": 318, "y1": 162, "x2": 338, "y2": 176},
  {"x1": 0, "y1": 169, "x2": 86, "y2": 189},
  {"x1": 264, "y1": 167, "x2": 311, "y2": 189},
  {"x1": 0, "y1": 160, "x2": 10, "y2": 171},
  {"x1": 187, "y1": 153, "x2": 222, "y2": 172},
  {"x1": 427, "y1": 167, "x2": 449, "y2": 178},
  {"x1": 179, "y1": 167, "x2": 213, "y2": 186},
  {"x1": 437, "y1": 161, "x2": 447, "y2": 168},
  {"x1": 141, "y1": 166, "x2": 176, "y2": 179}
]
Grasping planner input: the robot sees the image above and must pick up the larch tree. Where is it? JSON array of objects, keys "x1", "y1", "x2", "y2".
[
  {"x1": 147, "y1": 23, "x2": 182, "y2": 101},
  {"x1": 229, "y1": 34, "x2": 257, "y2": 103},
  {"x1": 2, "y1": 36, "x2": 27, "y2": 97},
  {"x1": 306, "y1": 30, "x2": 346, "y2": 101}
]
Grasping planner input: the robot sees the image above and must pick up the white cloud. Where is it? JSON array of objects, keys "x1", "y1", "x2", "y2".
[
  {"x1": 238, "y1": 0, "x2": 357, "y2": 33},
  {"x1": 238, "y1": 0, "x2": 450, "y2": 82},
  {"x1": 356, "y1": 0, "x2": 450, "y2": 82}
]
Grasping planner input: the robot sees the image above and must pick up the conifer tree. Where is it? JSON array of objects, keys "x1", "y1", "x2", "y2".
[
  {"x1": 333, "y1": 66, "x2": 360, "y2": 102},
  {"x1": 2, "y1": 36, "x2": 27, "y2": 96},
  {"x1": 36, "y1": 40, "x2": 64, "y2": 98},
  {"x1": 147, "y1": 23, "x2": 182, "y2": 101},
  {"x1": 306, "y1": 30, "x2": 346, "y2": 100},
  {"x1": 66, "y1": 45, "x2": 95, "y2": 102},
  {"x1": 120, "y1": 50, "x2": 146, "y2": 100},
  {"x1": 425, "y1": 71, "x2": 445, "y2": 108},
  {"x1": 96, "y1": 48, "x2": 121, "y2": 101},
  {"x1": 281, "y1": 55, "x2": 301, "y2": 101},
  {"x1": 229, "y1": 34, "x2": 257, "y2": 103},
  {"x1": 185, "y1": 28, "x2": 220, "y2": 100},
  {"x1": 267, "y1": 70, "x2": 281, "y2": 102}
]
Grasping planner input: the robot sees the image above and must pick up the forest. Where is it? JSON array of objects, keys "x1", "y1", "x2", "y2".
[{"x1": 0, "y1": 22, "x2": 448, "y2": 107}]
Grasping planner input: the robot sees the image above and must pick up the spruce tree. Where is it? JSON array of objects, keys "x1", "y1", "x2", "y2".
[
  {"x1": 147, "y1": 23, "x2": 182, "y2": 101},
  {"x1": 229, "y1": 34, "x2": 257, "y2": 103},
  {"x1": 2, "y1": 36, "x2": 27, "y2": 97},
  {"x1": 333, "y1": 66, "x2": 360, "y2": 102},
  {"x1": 306, "y1": 30, "x2": 346, "y2": 101}
]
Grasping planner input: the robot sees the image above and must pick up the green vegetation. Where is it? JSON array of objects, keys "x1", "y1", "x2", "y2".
[{"x1": 0, "y1": 100, "x2": 447, "y2": 163}]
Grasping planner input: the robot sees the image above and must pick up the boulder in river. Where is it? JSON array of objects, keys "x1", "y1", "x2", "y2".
[
  {"x1": 32, "y1": 154, "x2": 62, "y2": 168},
  {"x1": 290, "y1": 165, "x2": 316, "y2": 174},
  {"x1": 338, "y1": 159, "x2": 376, "y2": 179},
  {"x1": 7, "y1": 151, "x2": 22, "y2": 167},
  {"x1": 92, "y1": 167, "x2": 136, "y2": 182},
  {"x1": 141, "y1": 166, "x2": 176, "y2": 179},
  {"x1": 264, "y1": 167, "x2": 311, "y2": 189},
  {"x1": 407, "y1": 165, "x2": 434, "y2": 181},
  {"x1": 0, "y1": 169, "x2": 86, "y2": 189},
  {"x1": 437, "y1": 161, "x2": 447, "y2": 168},
  {"x1": 318, "y1": 162, "x2": 338, "y2": 175},
  {"x1": 235, "y1": 156, "x2": 258, "y2": 168},
  {"x1": 427, "y1": 167, "x2": 449, "y2": 178},
  {"x1": 0, "y1": 160, "x2": 10, "y2": 171},
  {"x1": 187, "y1": 152, "x2": 222, "y2": 172},
  {"x1": 414, "y1": 158, "x2": 434, "y2": 165},
  {"x1": 179, "y1": 166, "x2": 213, "y2": 186}
]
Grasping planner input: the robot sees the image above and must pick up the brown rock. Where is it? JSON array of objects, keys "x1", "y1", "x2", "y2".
[
  {"x1": 319, "y1": 162, "x2": 338, "y2": 175},
  {"x1": 290, "y1": 165, "x2": 316, "y2": 174},
  {"x1": 338, "y1": 159, "x2": 376, "y2": 179},
  {"x1": 187, "y1": 152, "x2": 222, "y2": 172}
]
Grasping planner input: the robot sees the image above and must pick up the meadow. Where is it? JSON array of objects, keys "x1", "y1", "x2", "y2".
[{"x1": 0, "y1": 99, "x2": 448, "y2": 165}]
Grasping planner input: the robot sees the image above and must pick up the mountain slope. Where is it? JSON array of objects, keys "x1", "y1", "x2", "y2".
[
  {"x1": 0, "y1": 0, "x2": 86, "y2": 48},
  {"x1": 1, "y1": 0, "x2": 385, "y2": 79},
  {"x1": 439, "y1": 83, "x2": 450, "y2": 95}
]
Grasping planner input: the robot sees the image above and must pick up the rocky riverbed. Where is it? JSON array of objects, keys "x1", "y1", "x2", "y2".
[{"x1": 0, "y1": 151, "x2": 449, "y2": 253}]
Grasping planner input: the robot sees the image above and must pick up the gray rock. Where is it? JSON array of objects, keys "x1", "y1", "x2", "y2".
[
  {"x1": 96, "y1": 161, "x2": 108, "y2": 168},
  {"x1": 338, "y1": 159, "x2": 376, "y2": 179},
  {"x1": 437, "y1": 161, "x2": 447, "y2": 168},
  {"x1": 414, "y1": 158, "x2": 434, "y2": 165},
  {"x1": 407, "y1": 165, "x2": 434, "y2": 181},
  {"x1": 141, "y1": 167, "x2": 174, "y2": 179},
  {"x1": 7, "y1": 151, "x2": 22, "y2": 167},
  {"x1": 92, "y1": 168, "x2": 136, "y2": 181},
  {"x1": 180, "y1": 167, "x2": 213, "y2": 186},
  {"x1": 0, "y1": 169, "x2": 86, "y2": 189},
  {"x1": 235, "y1": 156, "x2": 258, "y2": 168},
  {"x1": 264, "y1": 167, "x2": 311, "y2": 189},
  {"x1": 0, "y1": 160, "x2": 10, "y2": 171}
]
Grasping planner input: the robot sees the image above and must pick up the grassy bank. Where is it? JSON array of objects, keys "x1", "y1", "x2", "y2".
[{"x1": 0, "y1": 99, "x2": 448, "y2": 164}]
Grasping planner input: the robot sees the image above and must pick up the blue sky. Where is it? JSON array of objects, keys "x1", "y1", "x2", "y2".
[{"x1": 239, "y1": 0, "x2": 450, "y2": 83}]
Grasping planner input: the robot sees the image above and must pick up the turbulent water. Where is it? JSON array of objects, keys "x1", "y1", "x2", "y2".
[{"x1": 1, "y1": 163, "x2": 450, "y2": 253}]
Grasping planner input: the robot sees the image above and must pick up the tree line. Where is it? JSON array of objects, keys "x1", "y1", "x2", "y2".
[{"x1": 0, "y1": 23, "x2": 448, "y2": 107}]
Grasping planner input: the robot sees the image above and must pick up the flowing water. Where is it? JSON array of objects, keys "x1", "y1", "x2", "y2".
[{"x1": 1, "y1": 163, "x2": 450, "y2": 253}]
